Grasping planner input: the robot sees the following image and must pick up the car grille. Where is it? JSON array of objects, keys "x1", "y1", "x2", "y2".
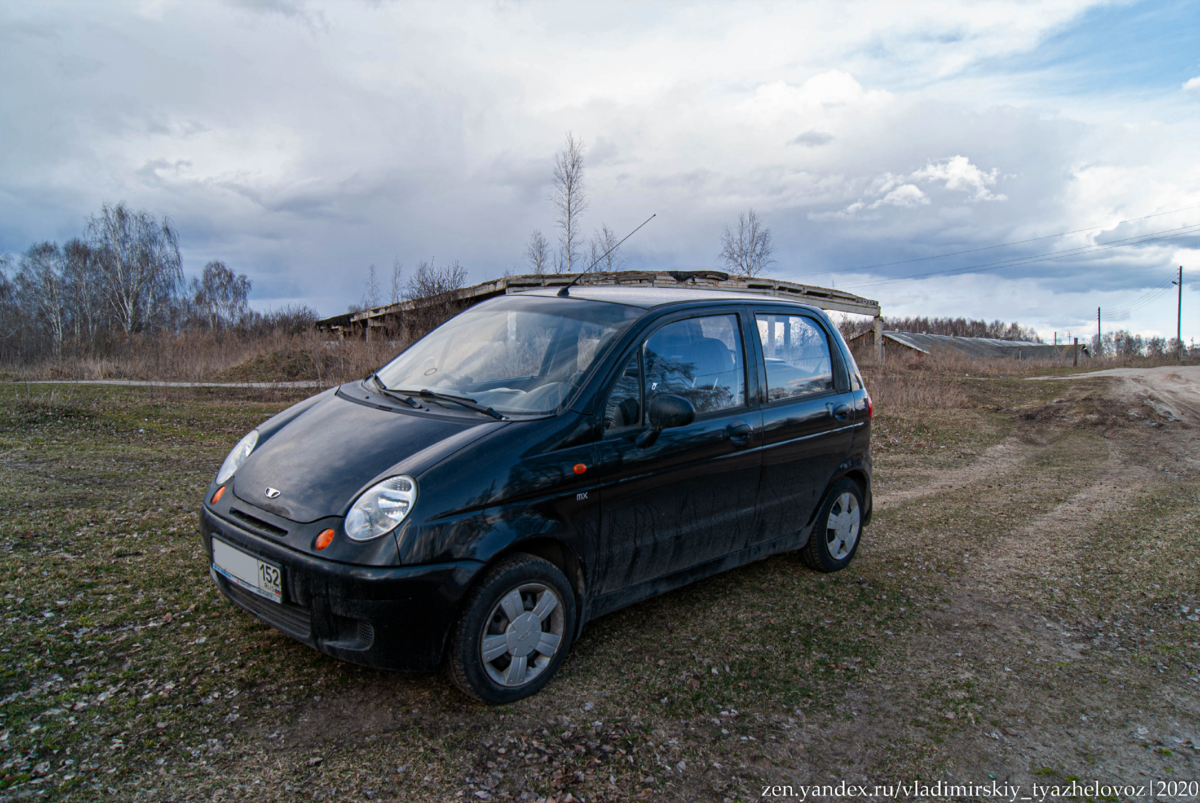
[
  {"x1": 228, "y1": 508, "x2": 289, "y2": 539},
  {"x1": 222, "y1": 578, "x2": 312, "y2": 641}
]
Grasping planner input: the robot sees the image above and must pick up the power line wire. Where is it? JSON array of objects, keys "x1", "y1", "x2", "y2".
[
  {"x1": 842, "y1": 223, "x2": 1200, "y2": 290},
  {"x1": 1105, "y1": 276, "x2": 1179, "y2": 318}
]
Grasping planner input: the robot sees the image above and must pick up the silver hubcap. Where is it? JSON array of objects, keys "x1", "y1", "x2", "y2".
[
  {"x1": 825, "y1": 492, "x2": 860, "y2": 560},
  {"x1": 480, "y1": 582, "x2": 565, "y2": 688}
]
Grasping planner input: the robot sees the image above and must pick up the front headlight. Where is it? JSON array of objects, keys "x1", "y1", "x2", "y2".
[
  {"x1": 216, "y1": 430, "x2": 259, "y2": 485},
  {"x1": 345, "y1": 476, "x2": 417, "y2": 542}
]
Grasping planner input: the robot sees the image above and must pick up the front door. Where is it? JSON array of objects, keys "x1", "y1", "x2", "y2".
[{"x1": 594, "y1": 312, "x2": 763, "y2": 594}]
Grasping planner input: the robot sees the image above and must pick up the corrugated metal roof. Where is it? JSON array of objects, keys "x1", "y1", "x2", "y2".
[{"x1": 849, "y1": 330, "x2": 1084, "y2": 359}]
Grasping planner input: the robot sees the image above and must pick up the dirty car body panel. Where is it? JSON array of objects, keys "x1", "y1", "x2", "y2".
[{"x1": 198, "y1": 286, "x2": 872, "y2": 696}]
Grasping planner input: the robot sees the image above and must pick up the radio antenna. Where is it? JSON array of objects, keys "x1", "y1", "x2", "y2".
[{"x1": 558, "y1": 213, "x2": 656, "y2": 297}]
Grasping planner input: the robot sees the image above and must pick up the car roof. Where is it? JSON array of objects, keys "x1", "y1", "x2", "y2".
[{"x1": 518, "y1": 285, "x2": 825, "y2": 312}]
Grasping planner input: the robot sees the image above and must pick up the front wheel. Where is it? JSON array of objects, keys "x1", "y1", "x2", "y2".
[
  {"x1": 800, "y1": 478, "x2": 864, "y2": 573},
  {"x1": 445, "y1": 555, "x2": 576, "y2": 704}
]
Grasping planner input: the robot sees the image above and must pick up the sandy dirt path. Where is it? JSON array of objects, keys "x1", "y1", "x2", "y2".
[{"x1": 1031, "y1": 364, "x2": 1200, "y2": 426}]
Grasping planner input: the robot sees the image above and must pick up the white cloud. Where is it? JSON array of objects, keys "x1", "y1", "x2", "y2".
[
  {"x1": 912, "y1": 155, "x2": 1007, "y2": 201},
  {"x1": 1, "y1": 0, "x2": 1197, "y2": 342},
  {"x1": 1184, "y1": 75, "x2": 1200, "y2": 91},
  {"x1": 876, "y1": 184, "x2": 930, "y2": 208}
]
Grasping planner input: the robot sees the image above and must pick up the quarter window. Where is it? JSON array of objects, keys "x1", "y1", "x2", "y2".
[
  {"x1": 756, "y1": 314, "x2": 834, "y2": 400},
  {"x1": 604, "y1": 354, "x2": 642, "y2": 431}
]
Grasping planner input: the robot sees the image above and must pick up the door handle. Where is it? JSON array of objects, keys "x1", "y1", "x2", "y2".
[
  {"x1": 828, "y1": 403, "x2": 851, "y2": 421},
  {"x1": 725, "y1": 422, "x2": 753, "y2": 445}
]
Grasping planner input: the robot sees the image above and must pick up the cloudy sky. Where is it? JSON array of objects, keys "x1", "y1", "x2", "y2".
[{"x1": 2, "y1": 0, "x2": 1199, "y2": 341}]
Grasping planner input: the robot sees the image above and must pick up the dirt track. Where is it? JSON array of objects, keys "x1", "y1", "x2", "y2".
[
  {"x1": 839, "y1": 366, "x2": 1200, "y2": 786},
  {"x1": 1032, "y1": 364, "x2": 1200, "y2": 428}
]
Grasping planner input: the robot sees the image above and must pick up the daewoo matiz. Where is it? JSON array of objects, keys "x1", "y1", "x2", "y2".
[{"x1": 199, "y1": 285, "x2": 873, "y2": 703}]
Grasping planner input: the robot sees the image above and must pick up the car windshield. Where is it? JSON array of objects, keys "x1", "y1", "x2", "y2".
[{"x1": 375, "y1": 295, "x2": 642, "y2": 415}]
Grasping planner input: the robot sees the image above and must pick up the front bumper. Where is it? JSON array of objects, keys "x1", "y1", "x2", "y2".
[{"x1": 199, "y1": 507, "x2": 484, "y2": 671}]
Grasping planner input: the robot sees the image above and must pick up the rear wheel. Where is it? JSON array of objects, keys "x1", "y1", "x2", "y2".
[
  {"x1": 800, "y1": 478, "x2": 864, "y2": 573},
  {"x1": 445, "y1": 555, "x2": 575, "y2": 704}
]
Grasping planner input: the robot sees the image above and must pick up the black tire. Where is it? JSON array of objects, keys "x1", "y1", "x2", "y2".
[
  {"x1": 800, "y1": 478, "x2": 865, "y2": 573},
  {"x1": 445, "y1": 554, "x2": 576, "y2": 704}
]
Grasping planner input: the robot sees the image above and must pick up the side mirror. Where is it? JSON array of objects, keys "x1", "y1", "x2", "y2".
[{"x1": 635, "y1": 393, "x2": 696, "y2": 448}]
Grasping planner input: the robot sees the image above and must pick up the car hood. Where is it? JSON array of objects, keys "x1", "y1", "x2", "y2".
[{"x1": 232, "y1": 388, "x2": 503, "y2": 523}]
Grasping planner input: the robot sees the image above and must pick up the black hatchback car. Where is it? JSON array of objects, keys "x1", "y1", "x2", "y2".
[{"x1": 199, "y1": 286, "x2": 873, "y2": 703}]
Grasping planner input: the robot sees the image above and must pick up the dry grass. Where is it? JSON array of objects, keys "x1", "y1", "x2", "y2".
[
  {"x1": 2, "y1": 368, "x2": 1198, "y2": 799},
  {"x1": 5, "y1": 331, "x2": 408, "y2": 386}
]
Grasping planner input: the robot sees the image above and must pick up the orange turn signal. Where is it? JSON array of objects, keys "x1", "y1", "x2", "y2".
[
  {"x1": 573, "y1": 463, "x2": 587, "y2": 474},
  {"x1": 211, "y1": 486, "x2": 226, "y2": 505},
  {"x1": 315, "y1": 529, "x2": 335, "y2": 551}
]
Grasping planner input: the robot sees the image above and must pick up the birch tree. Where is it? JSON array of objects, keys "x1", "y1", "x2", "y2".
[
  {"x1": 15, "y1": 242, "x2": 68, "y2": 356},
  {"x1": 192, "y1": 260, "x2": 251, "y2": 331},
  {"x1": 525, "y1": 230, "x2": 550, "y2": 275},
  {"x1": 86, "y1": 202, "x2": 183, "y2": 334},
  {"x1": 62, "y1": 238, "x2": 102, "y2": 347},
  {"x1": 551, "y1": 132, "x2": 588, "y2": 272},
  {"x1": 389, "y1": 259, "x2": 404, "y2": 305},
  {"x1": 719, "y1": 209, "x2": 775, "y2": 277},
  {"x1": 587, "y1": 224, "x2": 627, "y2": 272}
]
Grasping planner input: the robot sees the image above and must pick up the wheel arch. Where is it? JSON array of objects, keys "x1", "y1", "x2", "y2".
[{"x1": 453, "y1": 536, "x2": 590, "y2": 647}]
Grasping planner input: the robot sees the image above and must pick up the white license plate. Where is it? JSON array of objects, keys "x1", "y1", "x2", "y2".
[{"x1": 212, "y1": 538, "x2": 283, "y2": 604}]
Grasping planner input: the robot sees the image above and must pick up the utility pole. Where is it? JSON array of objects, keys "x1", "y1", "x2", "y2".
[
  {"x1": 1097, "y1": 307, "x2": 1102, "y2": 358},
  {"x1": 1175, "y1": 265, "x2": 1183, "y2": 361}
]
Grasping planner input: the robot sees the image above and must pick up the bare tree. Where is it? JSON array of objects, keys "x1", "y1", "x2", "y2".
[
  {"x1": 191, "y1": 260, "x2": 251, "y2": 332},
  {"x1": 719, "y1": 209, "x2": 775, "y2": 277},
  {"x1": 551, "y1": 132, "x2": 588, "y2": 272},
  {"x1": 389, "y1": 258, "x2": 404, "y2": 305},
  {"x1": 360, "y1": 264, "x2": 382, "y2": 311},
  {"x1": 403, "y1": 258, "x2": 469, "y2": 337},
  {"x1": 15, "y1": 242, "x2": 67, "y2": 356},
  {"x1": 587, "y1": 224, "x2": 628, "y2": 272},
  {"x1": 525, "y1": 230, "x2": 551, "y2": 275},
  {"x1": 405, "y1": 258, "x2": 467, "y2": 301},
  {"x1": 0, "y1": 255, "x2": 17, "y2": 359},
  {"x1": 86, "y1": 202, "x2": 183, "y2": 334},
  {"x1": 61, "y1": 238, "x2": 102, "y2": 347}
]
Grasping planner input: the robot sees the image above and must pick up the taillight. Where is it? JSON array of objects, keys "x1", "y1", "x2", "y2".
[{"x1": 867, "y1": 396, "x2": 874, "y2": 420}]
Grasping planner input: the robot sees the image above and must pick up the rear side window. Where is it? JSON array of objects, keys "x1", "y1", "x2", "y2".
[{"x1": 756, "y1": 314, "x2": 834, "y2": 400}]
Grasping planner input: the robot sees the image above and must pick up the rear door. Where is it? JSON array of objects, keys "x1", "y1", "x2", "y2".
[
  {"x1": 750, "y1": 310, "x2": 855, "y2": 545},
  {"x1": 594, "y1": 309, "x2": 763, "y2": 593}
]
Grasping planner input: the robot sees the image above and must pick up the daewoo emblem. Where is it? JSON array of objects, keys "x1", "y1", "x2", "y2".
[{"x1": 264, "y1": 487, "x2": 281, "y2": 499}]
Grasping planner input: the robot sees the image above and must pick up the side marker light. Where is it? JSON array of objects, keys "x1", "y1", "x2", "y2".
[
  {"x1": 211, "y1": 486, "x2": 226, "y2": 505},
  {"x1": 573, "y1": 463, "x2": 587, "y2": 474},
  {"x1": 315, "y1": 529, "x2": 335, "y2": 551}
]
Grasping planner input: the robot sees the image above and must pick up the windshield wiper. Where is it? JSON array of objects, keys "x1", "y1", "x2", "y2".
[
  {"x1": 369, "y1": 373, "x2": 422, "y2": 408},
  {"x1": 390, "y1": 387, "x2": 505, "y2": 420}
]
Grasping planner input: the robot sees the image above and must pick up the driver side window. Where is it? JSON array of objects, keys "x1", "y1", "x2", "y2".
[
  {"x1": 644, "y1": 315, "x2": 745, "y2": 414},
  {"x1": 604, "y1": 314, "x2": 746, "y2": 433}
]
